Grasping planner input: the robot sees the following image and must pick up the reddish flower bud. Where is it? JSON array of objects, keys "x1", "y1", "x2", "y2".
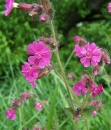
[
  {"x1": 37, "y1": 67, "x2": 52, "y2": 79},
  {"x1": 101, "y1": 49, "x2": 110, "y2": 64},
  {"x1": 92, "y1": 111, "x2": 97, "y2": 116},
  {"x1": 40, "y1": 14, "x2": 49, "y2": 22},
  {"x1": 38, "y1": 37, "x2": 57, "y2": 48},
  {"x1": 11, "y1": 98, "x2": 22, "y2": 107},
  {"x1": 80, "y1": 72, "x2": 94, "y2": 86},
  {"x1": 74, "y1": 36, "x2": 87, "y2": 46},
  {"x1": 41, "y1": 0, "x2": 51, "y2": 12},
  {"x1": 18, "y1": 3, "x2": 33, "y2": 12},
  {"x1": 93, "y1": 64, "x2": 100, "y2": 76},
  {"x1": 20, "y1": 92, "x2": 34, "y2": 103}
]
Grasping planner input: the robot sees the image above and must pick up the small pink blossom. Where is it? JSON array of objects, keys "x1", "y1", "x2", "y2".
[
  {"x1": 6, "y1": 108, "x2": 16, "y2": 120},
  {"x1": 5, "y1": 0, "x2": 18, "y2": 16},
  {"x1": 74, "y1": 43, "x2": 102, "y2": 67},
  {"x1": 22, "y1": 62, "x2": 38, "y2": 87},
  {"x1": 72, "y1": 81, "x2": 88, "y2": 96},
  {"x1": 92, "y1": 111, "x2": 97, "y2": 116},
  {"x1": 35, "y1": 102, "x2": 43, "y2": 111},
  {"x1": 27, "y1": 41, "x2": 52, "y2": 69},
  {"x1": 91, "y1": 84, "x2": 104, "y2": 98},
  {"x1": 68, "y1": 73, "x2": 73, "y2": 78},
  {"x1": 108, "y1": 3, "x2": 111, "y2": 13},
  {"x1": 40, "y1": 14, "x2": 49, "y2": 22}
]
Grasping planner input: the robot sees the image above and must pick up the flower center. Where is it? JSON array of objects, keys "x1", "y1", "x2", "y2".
[
  {"x1": 35, "y1": 53, "x2": 41, "y2": 59},
  {"x1": 86, "y1": 51, "x2": 92, "y2": 58},
  {"x1": 78, "y1": 86, "x2": 82, "y2": 90}
]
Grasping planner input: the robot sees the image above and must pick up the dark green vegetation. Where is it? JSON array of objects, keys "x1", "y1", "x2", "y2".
[{"x1": 1, "y1": 0, "x2": 111, "y2": 129}]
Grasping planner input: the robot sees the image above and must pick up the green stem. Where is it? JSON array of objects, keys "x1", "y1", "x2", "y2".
[
  {"x1": 81, "y1": 87, "x2": 90, "y2": 111},
  {"x1": 104, "y1": 69, "x2": 111, "y2": 82},
  {"x1": 75, "y1": 121, "x2": 78, "y2": 130},
  {"x1": 51, "y1": 62, "x2": 81, "y2": 106},
  {"x1": 49, "y1": 20, "x2": 75, "y2": 111},
  {"x1": 20, "y1": 107, "x2": 26, "y2": 130},
  {"x1": 85, "y1": 118, "x2": 89, "y2": 130}
]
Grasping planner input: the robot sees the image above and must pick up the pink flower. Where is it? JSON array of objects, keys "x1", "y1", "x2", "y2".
[
  {"x1": 35, "y1": 102, "x2": 43, "y2": 111},
  {"x1": 108, "y1": 3, "x2": 111, "y2": 13},
  {"x1": 5, "y1": 0, "x2": 18, "y2": 16},
  {"x1": 68, "y1": 73, "x2": 73, "y2": 78},
  {"x1": 22, "y1": 62, "x2": 38, "y2": 87},
  {"x1": 72, "y1": 81, "x2": 88, "y2": 96},
  {"x1": 73, "y1": 44, "x2": 84, "y2": 57},
  {"x1": 91, "y1": 84, "x2": 104, "y2": 98},
  {"x1": 27, "y1": 41, "x2": 52, "y2": 69},
  {"x1": 74, "y1": 43, "x2": 102, "y2": 67},
  {"x1": 6, "y1": 108, "x2": 16, "y2": 120}
]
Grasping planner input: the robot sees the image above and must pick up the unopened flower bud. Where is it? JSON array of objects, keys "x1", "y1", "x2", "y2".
[
  {"x1": 35, "y1": 101, "x2": 46, "y2": 111},
  {"x1": 89, "y1": 100, "x2": 102, "y2": 106},
  {"x1": 11, "y1": 98, "x2": 22, "y2": 107},
  {"x1": 37, "y1": 67, "x2": 52, "y2": 79},
  {"x1": 40, "y1": 14, "x2": 49, "y2": 22},
  {"x1": 29, "y1": 5, "x2": 43, "y2": 17},
  {"x1": 18, "y1": 3, "x2": 33, "y2": 12},
  {"x1": 80, "y1": 72, "x2": 93, "y2": 86},
  {"x1": 92, "y1": 111, "x2": 97, "y2": 116},
  {"x1": 38, "y1": 37, "x2": 57, "y2": 48},
  {"x1": 42, "y1": 0, "x2": 51, "y2": 12},
  {"x1": 93, "y1": 64, "x2": 100, "y2": 76},
  {"x1": 101, "y1": 49, "x2": 110, "y2": 64},
  {"x1": 20, "y1": 92, "x2": 34, "y2": 103},
  {"x1": 74, "y1": 36, "x2": 87, "y2": 46}
]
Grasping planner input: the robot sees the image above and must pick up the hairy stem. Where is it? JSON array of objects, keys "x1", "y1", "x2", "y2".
[{"x1": 49, "y1": 20, "x2": 77, "y2": 111}]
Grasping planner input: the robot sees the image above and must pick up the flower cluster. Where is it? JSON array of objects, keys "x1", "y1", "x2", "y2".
[
  {"x1": 72, "y1": 73, "x2": 104, "y2": 98},
  {"x1": 6, "y1": 92, "x2": 45, "y2": 120},
  {"x1": 4, "y1": 0, "x2": 53, "y2": 23},
  {"x1": 22, "y1": 40, "x2": 52, "y2": 87},
  {"x1": 73, "y1": 36, "x2": 110, "y2": 76},
  {"x1": 89, "y1": 100, "x2": 103, "y2": 116}
]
